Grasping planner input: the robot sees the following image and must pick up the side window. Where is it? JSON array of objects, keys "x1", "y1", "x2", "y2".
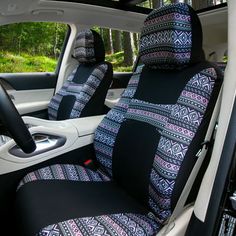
[
  {"x1": 0, "y1": 22, "x2": 68, "y2": 73},
  {"x1": 93, "y1": 27, "x2": 139, "y2": 72}
]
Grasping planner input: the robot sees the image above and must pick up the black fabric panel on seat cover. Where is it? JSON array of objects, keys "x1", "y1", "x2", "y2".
[
  {"x1": 135, "y1": 67, "x2": 190, "y2": 104},
  {"x1": 189, "y1": 6, "x2": 205, "y2": 64},
  {"x1": 80, "y1": 62, "x2": 113, "y2": 117},
  {"x1": 112, "y1": 120, "x2": 160, "y2": 206},
  {"x1": 92, "y1": 30, "x2": 106, "y2": 63},
  {"x1": 135, "y1": 63, "x2": 215, "y2": 104},
  {"x1": 56, "y1": 95, "x2": 76, "y2": 120},
  {"x1": 111, "y1": 62, "x2": 217, "y2": 207},
  {"x1": 15, "y1": 181, "x2": 148, "y2": 236},
  {"x1": 72, "y1": 65, "x2": 95, "y2": 84}
]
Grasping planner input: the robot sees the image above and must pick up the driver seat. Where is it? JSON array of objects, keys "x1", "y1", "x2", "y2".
[
  {"x1": 15, "y1": 3, "x2": 222, "y2": 236},
  {"x1": 47, "y1": 29, "x2": 113, "y2": 120}
]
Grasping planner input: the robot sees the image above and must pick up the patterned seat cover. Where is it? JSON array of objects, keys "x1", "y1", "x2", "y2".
[
  {"x1": 16, "y1": 3, "x2": 223, "y2": 236},
  {"x1": 48, "y1": 29, "x2": 113, "y2": 120}
]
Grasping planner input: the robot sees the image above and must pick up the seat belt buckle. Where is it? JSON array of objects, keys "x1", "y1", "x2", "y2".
[{"x1": 83, "y1": 159, "x2": 97, "y2": 171}]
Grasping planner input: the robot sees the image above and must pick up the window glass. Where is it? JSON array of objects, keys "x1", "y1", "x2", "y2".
[
  {"x1": 0, "y1": 22, "x2": 68, "y2": 73},
  {"x1": 93, "y1": 27, "x2": 139, "y2": 72}
]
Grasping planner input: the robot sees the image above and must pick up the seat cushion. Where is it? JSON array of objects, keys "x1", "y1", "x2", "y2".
[
  {"x1": 37, "y1": 212, "x2": 160, "y2": 236},
  {"x1": 16, "y1": 173, "x2": 160, "y2": 236},
  {"x1": 18, "y1": 164, "x2": 110, "y2": 190}
]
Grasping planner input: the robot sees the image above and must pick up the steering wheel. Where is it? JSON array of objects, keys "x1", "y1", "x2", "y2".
[{"x1": 0, "y1": 82, "x2": 36, "y2": 153}]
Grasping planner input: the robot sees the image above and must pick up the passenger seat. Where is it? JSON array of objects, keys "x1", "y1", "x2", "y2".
[{"x1": 48, "y1": 29, "x2": 113, "y2": 120}]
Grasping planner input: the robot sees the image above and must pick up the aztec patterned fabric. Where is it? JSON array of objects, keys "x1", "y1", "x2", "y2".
[
  {"x1": 93, "y1": 3, "x2": 220, "y2": 224},
  {"x1": 48, "y1": 28, "x2": 110, "y2": 120},
  {"x1": 94, "y1": 65, "x2": 218, "y2": 223},
  {"x1": 94, "y1": 65, "x2": 144, "y2": 175},
  {"x1": 73, "y1": 29, "x2": 105, "y2": 64},
  {"x1": 48, "y1": 63, "x2": 109, "y2": 120},
  {"x1": 126, "y1": 100, "x2": 174, "y2": 131},
  {"x1": 148, "y1": 67, "x2": 217, "y2": 221},
  {"x1": 139, "y1": 3, "x2": 203, "y2": 69},
  {"x1": 16, "y1": 4, "x2": 222, "y2": 236},
  {"x1": 37, "y1": 212, "x2": 161, "y2": 236},
  {"x1": 18, "y1": 164, "x2": 110, "y2": 190}
]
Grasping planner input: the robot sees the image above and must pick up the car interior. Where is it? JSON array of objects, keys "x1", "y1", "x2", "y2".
[{"x1": 0, "y1": 0, "x2": 235, "y2": 236}]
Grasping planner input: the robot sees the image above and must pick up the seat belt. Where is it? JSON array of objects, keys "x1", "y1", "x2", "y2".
[{"x1": 161, "y1": 86, "x2": 223, "y2": 235}]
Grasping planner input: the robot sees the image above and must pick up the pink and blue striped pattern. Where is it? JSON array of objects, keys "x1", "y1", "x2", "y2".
[
  {"x1": 94, "y1": 65, "x2": 143, "y2": 176},
  {"x1": 18, "y1": 164, "x2": 110, "y2": 190},
  {"x1": 48, "y1": 63, "x2": 108, "y2": 120},
  {"x1": 37, "y1": 212, "x2": 160, "y2": 236},
  {"x1": 139, "y1": 3, "x2": 193, "y2": 69},
  {"x1": 149, "y1": 67, "x2": 217, "y2": 222}
]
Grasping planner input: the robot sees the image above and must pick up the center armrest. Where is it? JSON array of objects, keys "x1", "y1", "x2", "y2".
[
  {"x1": 0, "y1": 115, "x2": 105, "y2": 174},
  {"x1": 22, "y1": 115, "x2": 105, "y2": 137}
]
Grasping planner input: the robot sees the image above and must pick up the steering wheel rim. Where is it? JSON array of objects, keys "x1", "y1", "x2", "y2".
[{"x1": 0, "y1": 82, "x2": 36, "y2": 153}]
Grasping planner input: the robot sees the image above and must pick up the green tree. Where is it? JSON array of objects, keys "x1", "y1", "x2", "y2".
[
  {"x1": 123, "y1": 31, "x2": 133, "y2": 66},
  {"x1": 113, "y1": 30, "x2": 122, "y2": 53},
  {"x1": 0, "y1": 22, "x2": 67, "y2": 57},
  {"x1": 152, "y1": 0, "x2": 163, "y2": 8}
]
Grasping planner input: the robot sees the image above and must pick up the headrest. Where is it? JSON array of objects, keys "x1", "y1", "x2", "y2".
[
  {"x1": 73, "y1": 29, "x2": 105, "y2": 64},
  {"x1": 139, "y1": 3, "x2": 205, "y2": 70}
]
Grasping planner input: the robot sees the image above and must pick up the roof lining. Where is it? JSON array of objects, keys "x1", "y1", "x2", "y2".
[
  {"x1": 49, "y1": 0, "x2": 227, "y2": 14},
  {"x1": 48, "y1": 0, "x2": 152, "y2": 14}
]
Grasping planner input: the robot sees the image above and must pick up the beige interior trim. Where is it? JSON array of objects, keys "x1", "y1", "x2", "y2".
[
  {"x1": 7, "y1": 88, "x2": 54, "y2": 115},
  {"x1": 0, "y1": 115, "x2": 104, "y2": 174},
  {"x1": 156, "y1": 206, "x2": 194, "y2": 236},
  {"x1": 194, "y1": 0, "x2": 236, "y2": 222}
]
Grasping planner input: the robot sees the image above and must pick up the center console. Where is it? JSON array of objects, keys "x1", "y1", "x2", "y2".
[{"x1": 0, "y1": 115, "x2": 104, "y2": 174}]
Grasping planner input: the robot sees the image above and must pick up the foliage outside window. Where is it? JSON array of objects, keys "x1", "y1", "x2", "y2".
[
  {"x1": 93, "y1": 27, "x2": 139, "y2": 72},
  {"x1": 0, "y1": 22, "x2": 68, "y2": 73}
]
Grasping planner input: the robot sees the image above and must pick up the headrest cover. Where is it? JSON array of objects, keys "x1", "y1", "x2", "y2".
[
  {"x1": 139, "y1": 3, "x2": 204, "y2": 70},
  {"x1": 73, "y1": 29, "x2": 105, "y2": 64}
]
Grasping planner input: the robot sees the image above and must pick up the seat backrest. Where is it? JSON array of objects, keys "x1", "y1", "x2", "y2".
[
  {"x1": 94, "y1": 3, "x2": 223, "y2": 225},
  {"x1": 48, "y1": 29, "x2": 113, "y2": 120}
]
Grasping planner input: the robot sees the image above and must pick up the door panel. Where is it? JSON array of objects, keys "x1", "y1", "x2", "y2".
[
  {"x1": 0, "y1": 73, "x2": 56, "y2": 115},
  {"x1": 0, "y1": 72, "x2": 57, "y2": 90},
  {"x1": 10, "y1": 88, "x2": 54, "y2": 115}
]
